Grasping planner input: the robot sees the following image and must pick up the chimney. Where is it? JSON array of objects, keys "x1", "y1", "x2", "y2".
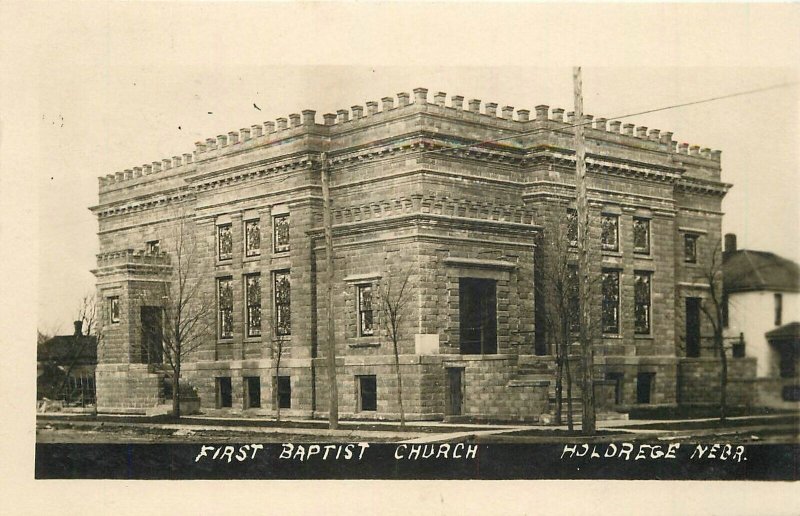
[
  {"x1": 73, "y1": 320, "x2": 83, "y2": 337},
  {"x1": 724, "y1": 233, "x2": 737, "y2": 254}
]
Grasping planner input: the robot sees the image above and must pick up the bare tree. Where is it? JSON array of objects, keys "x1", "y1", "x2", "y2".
[
  {"x1": 536, "y1": 215, "x2": 578, "y2": 430},
  {"x1": 272, "y1": 337, "x2": 285, "y2": 422},
  {"x1": 694, "y1": 242, "x2": 729, "y2": 421},
  {"x1": 141, "y1": 215, "x2": 214, "y2": 419},
  {"x1": 377, "y1": 260, "x2": 413, "y2": 429}
]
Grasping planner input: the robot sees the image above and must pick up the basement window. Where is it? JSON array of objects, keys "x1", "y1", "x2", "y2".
[
  {"x1": 636, "y1": 372, "x2": 655, "y2": 404},
  {"x1": 244, "y1": 376, "x2": 261, "y2": 409},
  {"x1": 216, "y1": 377, "x2": 232, "y2": 408},
  {"x1": 357, "y1": 375, "x2": 377, "y2": 412},
  {"x1": 277, "y1": 376, "x2": 291, "y2": 409}
]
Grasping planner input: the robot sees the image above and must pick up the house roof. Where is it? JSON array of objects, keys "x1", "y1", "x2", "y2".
[
  {"x1": 765, "y1": 322, "x2": 800, "y2": 342},
  {"x1": 37, "y1": 335, "x2": 97, "y2": 363},
  {"x1": 723, "y1": 249, "x2": 800, "y2": 294}
]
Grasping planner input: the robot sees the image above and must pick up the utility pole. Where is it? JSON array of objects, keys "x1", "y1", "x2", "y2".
[
  {"x1": 321, "y1": 152, "x2": 339, "y2": 430},
  {"x1": 573, "y1": 66, "x2": 596, "y2": 434}
]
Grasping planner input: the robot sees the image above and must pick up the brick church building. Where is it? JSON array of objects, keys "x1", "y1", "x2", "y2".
[{"x1": 91, "y1": 88, "x2": 756, "y2": 420}]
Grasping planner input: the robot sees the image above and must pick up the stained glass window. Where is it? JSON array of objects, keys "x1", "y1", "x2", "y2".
[
  {"x1": 633, "y1": 218, "x2": 650, "y2": 255},
  {"x1": 634, "y1": 271, "x2": 652, "y2": 334},
  {"x1": 245, "y1": 220, "x2": 261, "y2": 257},
  {"x1": 218, "y1": 224, "x2": 233, "y2": 261},
  {"x1": 602, "y1": 269, "x2": 620, "y2": 334},
  {"x1": 601, "y1": 214, "x2": 619, "y2": 252},
  {"x1": 218, "y1": 277, "x2": 233, "y2": 339},
  {"x1": 273, "y1": 214, "x2": 290, "y2": 253},
  {"x1": 274, "y1": 271, "x2": 291, "y2": 336},
  {"x1": 358, "y1": 284, "x2": 374, "y2": 336},
  {"x1": 566, "y1": 209, "x2": 578, "y2": 248},
  {"x1": 109, "y1": 297, "x2": 120, "y2": 324},
  {"x1": 684, "y1": 234, "x2": 698, "y2": 263},
  {"x1": 245, "y1": 274, "x2": 261, "y2": 337}
]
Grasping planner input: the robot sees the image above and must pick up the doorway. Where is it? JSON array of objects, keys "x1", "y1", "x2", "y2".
[
  {"x1": 685, "y1": 297, "x2": 701, "y2": 357},
  {"x1": 140, "y1": 306, "x2": 164, "y2": 364},
  {"x1": 446, "y1": 368, "x2": 465, "y2": 416}
]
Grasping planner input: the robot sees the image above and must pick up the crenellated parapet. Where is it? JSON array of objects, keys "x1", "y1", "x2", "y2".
[
  {"x1": 97, "y1": 87, "x2": 722, "y2": 193},
  {"x1": 92, "y1": 248, "x2": 172, "y2": 281}
]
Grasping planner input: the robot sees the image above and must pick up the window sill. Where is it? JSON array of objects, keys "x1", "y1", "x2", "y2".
[
  {"x1": 601, "y1": 249, "x2": 622, "y2": 256},
  {"x1": 634, "y1": 334, "x2": 654, "y2": 340},
  {"x1": 633, "y1": 253, "x2": 653, "y2": 260},
  {"x1": 348, "y1": 342, "x2": 381, "y2": 349},
  {"x1": 244, "y1": 336, "x2": 262, "y2": 342},
  {"x1": 243, "y1": 254, "x2": 261, "y2": 263},
  {"x1": 602, "y1": 334, "x2": 623, "y2": 339},
  {"x1": 216, "y1": 338, "x2": 234, "y2": 344},
  {"x1": 272, "y1": 250, "x2": 290, "y2": 257}
]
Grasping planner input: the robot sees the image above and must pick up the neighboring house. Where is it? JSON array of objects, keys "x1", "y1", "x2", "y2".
[
  {"x1": 723, "y1": 233, "x2": 799, "y2": 404},
  {"x1": 37, "y1": 321, "x2": 98, "y2": 406},
  {"x1": 90, "y1": 88, "x2": 755, "y2": 420}
]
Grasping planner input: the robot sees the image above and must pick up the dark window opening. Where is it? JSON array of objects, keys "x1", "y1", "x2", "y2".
[
  {"x1": 218, "y1": 224, "x2": 233, "y2": 261},
  {"x1": 601, "y1": 214, "x2": 619, "y2": 252},
  {"x1": 140, "y1": 306, "x2": 163, "y2": 364},
  {"x1": 273, "y1": 214, "x2": 290, "y2": 253},
  {"x1": 686, "y1": 297, "x2": 701, "y2": 357},
  {"x1": 634, "y1": 271, "x2": 652, "y2": 334},
  {"x1": 358, "y1": 375, "x2": 377, "y2": 412},
  {"x1": 778, "y1": 346, "x2": 798, "y2": 379},
  {"x1": 636, "y1": 372, "x2": 655, "y2": 404},
  {"x1": 146, "y1": 240, "x2": 160, "y2": 254},
  {"x1": 277, "y1": 376, "x2": 291, "y2": 409},
  {"x1": 459, "y1": 278, "x2": 497, "y2": 355},
  {"x1": 633, "y1": 217, "x2": 650, "y2": 255},
  {"x1": 601, "y1": 270, "x2": 620, "y2": 334},
  {"x1": 684, "y1": 234, "x2": 698, "y2": 264},
  {"x1": 245, "y1": 219, "x2": 261, "y2": 257},
  {"x1": 358, "y1": 284, "x2": 374, "y2": 336},
  {"x1": 606, "y1": 372, "x2": 624, "y2": 405},
  {"x1": 774, "y1": 293, "x2": 783, "y2": 327},
  {"x1": 245, "y1": 274, "x2": 262, "y2": 337},
  {"x1": 244, "y1": 376, "x2": 261, "y2": 409},
  {"x1": 216, "y1": 377, "x2": 232, "y2": 408}
]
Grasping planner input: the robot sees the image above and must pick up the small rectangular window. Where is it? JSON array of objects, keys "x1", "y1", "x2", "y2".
[
  {"x1": 358, "y1": 375, "x2": 377, "y2": 412},
  {"x1": 216, "y1": 377, "x2": 232, "y2": 408},
  {"x1": 634, "y1": 271, "x2": 652, "y2": 334},
  {"x1": 277, "y1": 376, "x2": 291, "y2": 409},
  {"x1": 274, "y1": 270, "x2": 291, "y2": 336},
  {"x1": 218, "y1": 277, "x2": 233, "y2": 339},
  {"x1": 218, "y1": 224, "x2": 233, "y2": 261},
  {"x1": 775, "y1": 293, "x2": 783, "y2": 326},
  {"x1": 244, "y1": 376, "x2": 261, "y2": 409},
  {"x1": 606, "y1": 372, "x2": 624, "y2": 405},
  {"x1": 273, "y1": 214, "x2": 290, "y2": 253},
  {"x1": 245, "y1": 274, "x2": 262, "y2": 337},
  {"x1": 566, "y1": 208, "x2": 578, "y2": 248},
  {"x1": 245, "y1": 219, "x2": 261, "y2": 257},
  {"x1": 684, "y1": 234, "x2": 698, "y2": 263},
  {"x1": 146, "y1": 240, "x2": 160, "y2": 254},
  {"x1": 109, "y1": 296, "x2": 120, "y2": 324},
  {"x1": 602, "y1": 269, "x2": 620, "y2": 334},
  {"x1": 601, "y1": 214, "x2": 619, "y2": 252},
  {"x1": 633, "y1": 218, "x2": 650, "y2": 255},
  {"x1": 358, "y1": 284, "x2": 374, "y2": 336},
  {"x1": 636, "y1": 372, "x2": 655, "y2": 404}
]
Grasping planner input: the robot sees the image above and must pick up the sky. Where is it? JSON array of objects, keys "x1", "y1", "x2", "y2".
[
  {"x1": 18, "y1": 6, "x2": 800, "y2": 333},
  {"x1": 2, "y1": 2, "x2": 800, "y2": 513}
]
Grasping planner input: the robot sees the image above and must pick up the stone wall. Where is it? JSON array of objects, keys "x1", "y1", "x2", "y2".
[{"x1": 677, "y1": 357, "x2": 757, "y2": 406}]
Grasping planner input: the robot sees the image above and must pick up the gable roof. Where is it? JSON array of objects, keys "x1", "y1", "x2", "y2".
[
  {"x1": 765, "y1": 322, "x2": 800, "y2": 342},
  {"x1": 723, "y1": 249, "x2": 800, "y2": 294},
  {"x1": 37, "y1": 335, "x2": 97, "y2": 363}
]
